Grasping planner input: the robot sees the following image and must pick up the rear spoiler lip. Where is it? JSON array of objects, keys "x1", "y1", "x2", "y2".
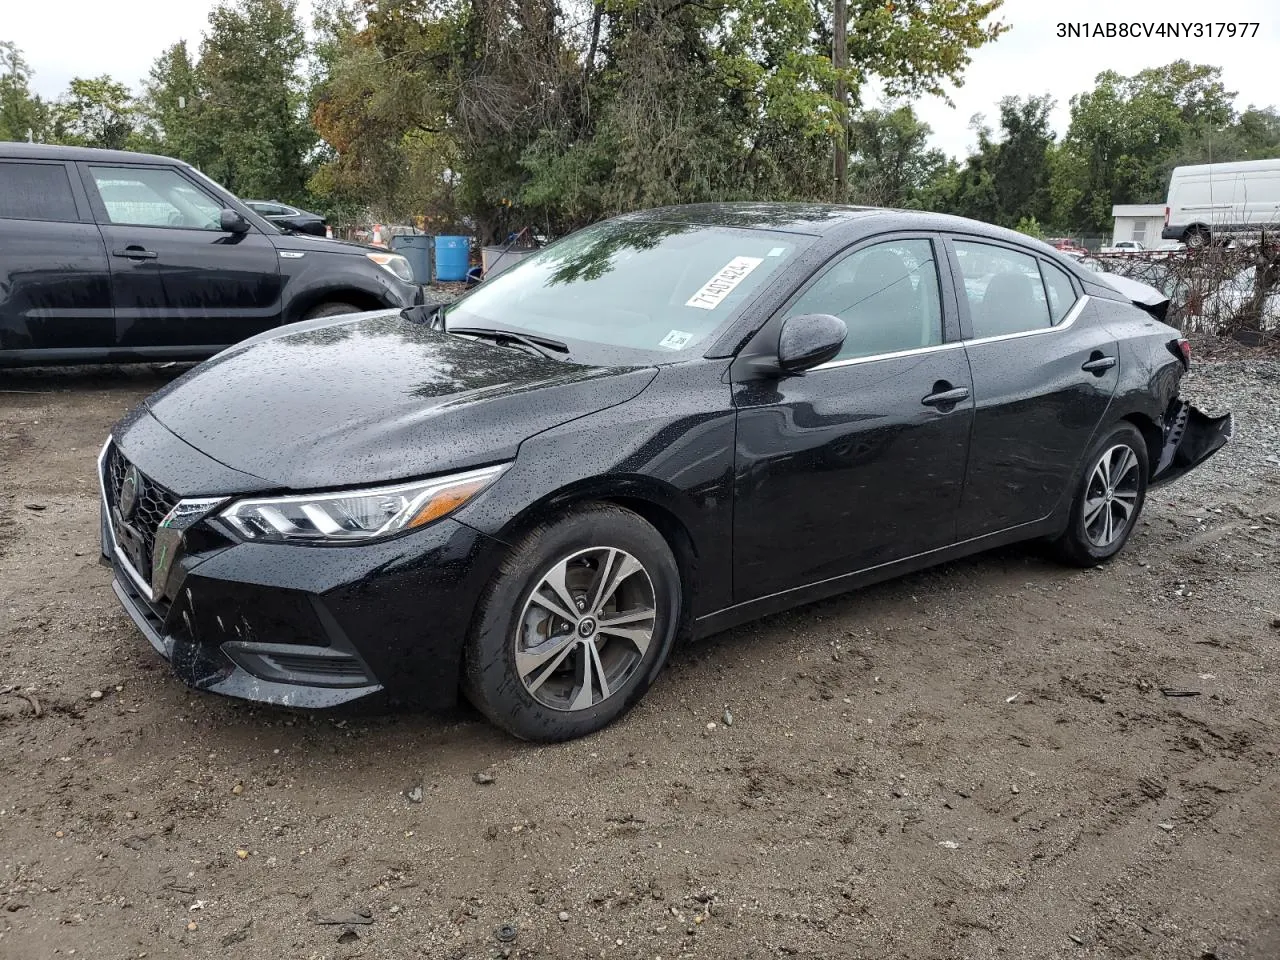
[
  {"x1": 1095, "y1": 272, "x2": 1171, "y2": 322},
  {"x1": 1149, "y1": 401, "x2": 1233, "y2": 489}
]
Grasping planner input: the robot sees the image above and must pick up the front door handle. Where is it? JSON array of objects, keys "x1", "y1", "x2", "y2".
[
  {"x1": 112, "y1": 246, "x2": 158, "y2": 260},
  {"x1": 921, "y1": 385, "x2": 970, "y2": 409},
  {"x1": 1082, "y1": 355, "x2": 1117, "y2": 374}
]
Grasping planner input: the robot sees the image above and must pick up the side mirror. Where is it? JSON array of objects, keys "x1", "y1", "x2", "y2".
[
  {"x1": 777, "y1": 313, "x2": 847, "y2": 373},
  {"x1": 220, "y1": 209, "x2": 250, "y2": 234}
]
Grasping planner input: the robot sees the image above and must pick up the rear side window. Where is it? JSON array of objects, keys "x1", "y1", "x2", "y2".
[
  {"x1": 1040, "y1": 260, "x2": 1078, "y2": 324},
  {"x1": 0, "y1": 161, "x2": 79, "y2": 222},
  {"x1": 953, "y1": 241, "x2": 1051, "y2": 339}
]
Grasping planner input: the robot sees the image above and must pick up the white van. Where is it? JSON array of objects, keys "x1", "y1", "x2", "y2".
[{"x1": 1163, "y1": 159, "x2": 1280, "y2": 247}]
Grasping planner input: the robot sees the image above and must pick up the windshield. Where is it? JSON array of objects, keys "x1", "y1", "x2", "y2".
[{"x1": 443, "y1": 220, "x2": 810, "y2": 363}]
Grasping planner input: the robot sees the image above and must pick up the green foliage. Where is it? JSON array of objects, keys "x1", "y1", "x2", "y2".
[
  {"x1": 1014, "y1": 215, "x2": 1044, "y2": 239},
  {"x1": 0, "y1": 41, "x2": 49, "y2": 142},
  {"x1": 50, "y1": 76, "x2": 136, "y2": 150},
  {"x1": 1050, "y1": 61, "x2": 1239, "y2": 232},
  {"x1": 306, "y1": 0, "x2": 1008, "y2": 240},
  {"x1": 928, "y1": 95, "x2": 1055, "y2": 228},
  {"x1": 847, "y1": 104, "x2": 949, "y2": 207},
  {"x1": 194, "y1": 0, "x2": 314, "y2": 201}
]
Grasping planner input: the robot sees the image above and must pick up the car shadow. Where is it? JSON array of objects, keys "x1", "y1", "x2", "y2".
[{"x1": 0, "y1": 362, "x2": 196, "y2": 394}]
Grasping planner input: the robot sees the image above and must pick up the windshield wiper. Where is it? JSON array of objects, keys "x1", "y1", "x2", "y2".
[{"x1": 447, "y1": 325, "x2": 570, "y2": 361}]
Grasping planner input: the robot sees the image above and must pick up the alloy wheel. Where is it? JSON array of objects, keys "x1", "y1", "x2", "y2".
[
  {"x1": 515, "y1": 547, "x2": 657, "y2": 711},
  {"x1": 1083, "y1": 443, "x2": 1141, "y2": 548}
]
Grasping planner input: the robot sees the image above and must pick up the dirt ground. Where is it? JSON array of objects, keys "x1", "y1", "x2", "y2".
[{"x1": 1, "y1": 347, "x2": 1278, "y2": 960}]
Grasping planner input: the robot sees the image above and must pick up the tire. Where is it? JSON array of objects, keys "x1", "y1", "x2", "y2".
[
  {"x1": 1051, "y1": 422, "x2": 1149, "y2": 567},
  {"x1": 1184, "y1": 226, "x2": 1210, "y2": 249},
  {"x1": 463, "y1": 503, "x2": 681, "y2": 741},
  {"x1": 303, "y1": 301, "x2": 362, "y2": 321}
]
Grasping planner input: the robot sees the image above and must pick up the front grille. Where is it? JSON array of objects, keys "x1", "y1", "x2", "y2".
[{"x1": 103, "y1": 443, "x2": 180, "y2": 581}]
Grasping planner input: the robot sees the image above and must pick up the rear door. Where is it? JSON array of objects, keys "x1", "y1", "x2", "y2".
[
  {"x1": 0, "y1": 158, "x2": 114, "y2": 353},
  {"x1": 945, "y1": 237, "x2": 1118, "y2": 540},
  {"x1": 78, "y1": 162, "x2": 283, "y2": 349}
]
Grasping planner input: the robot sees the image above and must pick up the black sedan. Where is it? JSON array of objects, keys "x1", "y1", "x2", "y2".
[
  {"x1": 100, "y1": 203, "x2": 1231, "y2": 740},
  {"x1": 243, "y1": 200, "x2": 328, "y2": 236}
]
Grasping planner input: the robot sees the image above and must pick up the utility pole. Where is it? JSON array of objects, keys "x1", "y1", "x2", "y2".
[{"x1": 832, "y1": 0, "x2": 848, "y2": 201}]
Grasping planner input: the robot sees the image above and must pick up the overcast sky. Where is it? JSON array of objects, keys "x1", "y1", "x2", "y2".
[{"x1": 7, "y1": 0, "x2": 1278, "y2": 159}]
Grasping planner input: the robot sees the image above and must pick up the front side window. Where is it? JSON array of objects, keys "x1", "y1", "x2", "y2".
[
  {"x1": 954, "y1": 241, "x2": 1051, "y2": 338},
  {"x1": 443, "y1": 220, "x2": 809, "y2": 362},
  {"x1": 0, "y1": 161, "x2": 78, "y2": 222},
  {"x1": 783, "y1": 238, "x2": 943, "y2": 361},
  {"x1": 89, "y1": 165, "x2": 225, "y2": 230}
]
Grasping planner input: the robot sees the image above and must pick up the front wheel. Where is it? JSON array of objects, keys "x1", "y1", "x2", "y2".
[
  {"x1": 1051, "y1": 422, "x2": 1149, "y2": 567},
  {"x1": 463, "y1": 503, "x2": 682, "y2": 741}
]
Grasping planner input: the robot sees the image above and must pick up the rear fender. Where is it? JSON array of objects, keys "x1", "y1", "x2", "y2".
[{"x1": 1149, "y1": 401, "x2": 1233, "y2": 488}]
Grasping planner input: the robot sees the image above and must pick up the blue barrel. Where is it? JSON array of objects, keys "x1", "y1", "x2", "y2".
[
  {"x1": 389, "y1": 234, "x2": 433, "y2": 283},
  {"x1": 433, "y1": 235, "x2": 471, "y2": 282}
]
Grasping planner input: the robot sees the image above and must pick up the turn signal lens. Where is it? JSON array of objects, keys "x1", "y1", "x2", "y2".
[{"x1": 219, "y1": 464, "x2": 506, "y2": 543}]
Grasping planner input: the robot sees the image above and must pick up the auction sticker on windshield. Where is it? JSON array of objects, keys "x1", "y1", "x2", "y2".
[
  {"x1": 658, "y1": 329, "x2": 695, "y2": 350},
  {"x1": 685, "y1": 256, "x2": 764, "y2": 310}
]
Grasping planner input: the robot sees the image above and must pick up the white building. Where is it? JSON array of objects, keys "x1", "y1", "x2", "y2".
[{"x1": 1111, "y1": 204, "x2": 1165, "y2": 247}]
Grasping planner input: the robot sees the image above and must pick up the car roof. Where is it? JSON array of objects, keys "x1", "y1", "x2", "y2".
[
  {"x1": 0, "y1": 142, "x2": 186, "y2": 166},
  {"x1": 615, "y1": 202, "x2": 1079, "y2": 261}
]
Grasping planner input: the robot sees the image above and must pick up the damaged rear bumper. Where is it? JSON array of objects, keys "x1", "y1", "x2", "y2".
[{"x1": 1149, "y1": 401, "x2": 1234, "y2": 489}]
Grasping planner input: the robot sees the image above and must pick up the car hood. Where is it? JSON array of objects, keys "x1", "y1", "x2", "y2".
[
  {"x1": 269, "y1": 231, "x2": 380, "y2": 255},
  {"x1": 143, "y1": 312, "x2": 658, "y2": 490}
]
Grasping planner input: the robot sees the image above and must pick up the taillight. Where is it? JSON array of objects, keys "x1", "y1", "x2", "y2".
[
  {"x1": 1164, "y1": 206, "x2": 1170, "y2": 226},
  {"x1": 1167, "y1": 337, "x2": 1191, "y2": 369}
]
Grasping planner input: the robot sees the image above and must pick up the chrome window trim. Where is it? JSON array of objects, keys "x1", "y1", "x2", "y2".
[
  {"x1": 963, "y1": 294, "x2": 1090, "y2": 347},
  {"x1": 811, "y1": 340, "x2": 965, "y2": 371},
  {"x1": 806, "y1": 294, "x2": 1090, "y2": 370}
]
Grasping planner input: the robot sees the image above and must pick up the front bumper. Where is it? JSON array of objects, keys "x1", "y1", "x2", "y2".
[{"x1": 101, "y1": 443, "x2": 502, "y2": 709}]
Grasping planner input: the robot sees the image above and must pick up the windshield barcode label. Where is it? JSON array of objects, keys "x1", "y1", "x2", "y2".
[{"x1": 685, "y1": 256, "x2": 763, "y2": 310}]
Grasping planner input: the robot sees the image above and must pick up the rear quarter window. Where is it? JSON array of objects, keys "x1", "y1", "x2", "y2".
[{"x1": 0, "y1": 161, "x2": 79, "y2": 222}]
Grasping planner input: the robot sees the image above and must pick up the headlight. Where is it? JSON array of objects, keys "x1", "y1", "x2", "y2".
[
  {"x1": 218, "y1": 464, "x2": 506, "y2": 543},
  {"x1": 366, "y1": 252, "x2": 415, "y2": 283}
]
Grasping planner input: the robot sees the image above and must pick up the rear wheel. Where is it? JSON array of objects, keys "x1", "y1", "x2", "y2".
[
  {"x1": 1051, "y1": 423, "x2": 1148, "y2": 567},
  {"x1": 463, "y1": 503, "x2": 681, "y2": 741},
  {"x1": 302, "y1": 301, "x2": 361, "y2": 321},
  {"x1": 1184, "y1": 226, "x2": 1210, "y2": 249}
]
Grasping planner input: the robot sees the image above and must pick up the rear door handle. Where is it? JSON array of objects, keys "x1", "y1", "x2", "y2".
[
  {"x1": 112, "y1": 247, "x2": 158, "y2": 260},
  {"x1": 1082, "y1": 356, "x2": 1117, "y2": 374},
  {"x1": 921, "y1": 386, "x2": 970, "y2": 408}
]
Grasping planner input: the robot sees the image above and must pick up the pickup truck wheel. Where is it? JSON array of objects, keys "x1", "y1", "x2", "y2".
[{"x1": 303, "y1": 302, "x2": 361, "y2": 321}]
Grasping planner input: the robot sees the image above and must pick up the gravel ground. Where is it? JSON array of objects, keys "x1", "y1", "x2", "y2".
[{"x1": 0, "y1": 338, "x2": 1278, "y2": 960}]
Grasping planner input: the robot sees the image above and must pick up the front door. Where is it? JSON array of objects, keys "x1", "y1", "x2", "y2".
[
  {"x1": 731, "y1": 236, "x2": 973, "y2": 602},
  {"x1": 78, "y1": 162, "x2": 283, "y2": 349},
  {"x1": 946, "y1": 237, "x2": 1119, "y2": 539}
]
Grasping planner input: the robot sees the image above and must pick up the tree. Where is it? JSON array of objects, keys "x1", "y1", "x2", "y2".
[
  {"x1": 928, "y1": 96, "x2": 1055, "y2": 228},
  {"x1": 197, "y1": 0, "x2": 314, "y2": 200},
  {"x1": 309, "y1": 0, "x2": 1008, "y2": 239},
  {"x1": 1051, "y1": 61, "x2": 1237, "y2": 232},
  {"x1": 846, "y1": 104, "x2": 949, "y2": 207},
  {"x1": 136, "y1": 41, "x2": 208, "y2": 163},
  {"x1": 50, "y1": 76, "x2": 136, "y2": 149},
  {"x1": 0, "y1": 41, "x2": 49, "y2": 142}
]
